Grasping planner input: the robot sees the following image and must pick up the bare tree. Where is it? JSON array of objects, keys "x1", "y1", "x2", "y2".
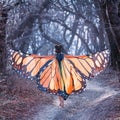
[
  {"x1": 0, "y1": 0, "x2": 110, "y2": 72},
  {"x1": 99, "y1": 0, "x2": 120, "y2": 70},
  {"x1": 0, "y1": 3, "x2": 7, "y2": 72}
]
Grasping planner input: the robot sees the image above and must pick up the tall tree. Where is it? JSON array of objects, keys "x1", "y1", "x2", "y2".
[
  {"x1": 0, "y1": 3, "x2": 8, "y2": 73},
  {"x1": 100, "y1": 0, "x2": 120, "y2": 70},
  {"x1": 1, "y1": 0, "x2": 110, "y2": 72}
]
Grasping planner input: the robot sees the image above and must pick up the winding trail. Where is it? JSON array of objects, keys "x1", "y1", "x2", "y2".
[{"x1": 30, "y1": 76, "x2": 119, "y2": 120}]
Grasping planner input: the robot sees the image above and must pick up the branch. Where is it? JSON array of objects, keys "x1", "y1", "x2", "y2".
[
  {"x1": 7, "y1": 0, "x2": 51, "y2": 41},
  {"x1": 67, "y1": 15, "x2": 80, "y2": 49},
  {"x1": 63, "y1": 28, "x2": 69, "y2": 45},
  {"x1": 39, "y1": 23, "x2": 68, "y2": 54},
  {"x1": 43, "y1": 16, "x2": 92, "y2": 53},
  {"x1": 56, "y1": 1, "x2": 100, "y2": 38}
]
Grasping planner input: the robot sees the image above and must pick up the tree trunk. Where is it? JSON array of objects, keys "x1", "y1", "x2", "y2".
[
  {"x1": 0, "y1": 3, "x2": 7, "y2": 73},
  {"x1": 100, "y1": 0, "x2": 120, "y2": 71}
]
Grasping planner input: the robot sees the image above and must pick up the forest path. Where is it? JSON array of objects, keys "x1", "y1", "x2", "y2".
[{"x1": 30, "y1": 73, "x2": 119, "y2": 120}]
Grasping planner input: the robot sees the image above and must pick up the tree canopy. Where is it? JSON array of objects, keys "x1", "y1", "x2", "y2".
[{"x1": 0, "y1": 0, "x2": 120, "y2": 72}]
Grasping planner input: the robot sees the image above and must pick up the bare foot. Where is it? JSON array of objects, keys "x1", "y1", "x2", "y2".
[{"x1": 59, "y1": 96, "x2": 64, "y2": 107}]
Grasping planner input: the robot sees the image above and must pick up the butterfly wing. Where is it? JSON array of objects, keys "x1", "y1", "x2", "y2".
[
  {"x1": 65, "y1": 49, "x2": 110, "y2": 79},
  {"x1": 37, "y1": 59, "x2": 62, "y2": 95},
  {"x1": 91, "y1": 50, "x2": 110, "y2": 76},
  {"x1": 9, "y1": 49, "x2": 109, "y2": 100},
  {"x1": 59, "y1": 49, "x2": 109, "y2": 96},
  {"x1": 9, "y1": 49, "x2": 55, "y2": 80},
  {"x1": 37, "y1": 54, "x2": 86, "y2": 100},
  {"x1": 10, "y1": 49, "x2": 69, "y2": 98},
  {"x1": 59, "y1": 58, "x2": 86, "y2": 96}
]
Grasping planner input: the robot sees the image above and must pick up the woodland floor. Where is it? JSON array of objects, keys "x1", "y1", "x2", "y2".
[{"x1": 0, "y1": 68, "x2": 120, "y2": 120}]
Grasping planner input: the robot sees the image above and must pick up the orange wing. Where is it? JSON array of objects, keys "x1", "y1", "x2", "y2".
[
  {"x1": 37, "y1": 56, "x2": 86, "y2": 100},
  {"x1": 10, "y1": 49, "x2": 109, "y2": 100},
  {"x1": 64, "y1": 49, "x2": 110, "y2": 78},
  {"x1": 10, "y1": 49, "x2": 54, "y2": 80}
]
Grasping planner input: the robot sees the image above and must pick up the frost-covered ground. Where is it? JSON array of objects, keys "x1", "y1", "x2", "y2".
[{"x1": 0, "y1": 68, "x2": 120, "y2": 120}]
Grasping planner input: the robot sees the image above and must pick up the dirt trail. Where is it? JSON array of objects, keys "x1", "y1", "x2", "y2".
[{"x1": 30, "y1": 76, "x2": 119, "y2": 120}]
